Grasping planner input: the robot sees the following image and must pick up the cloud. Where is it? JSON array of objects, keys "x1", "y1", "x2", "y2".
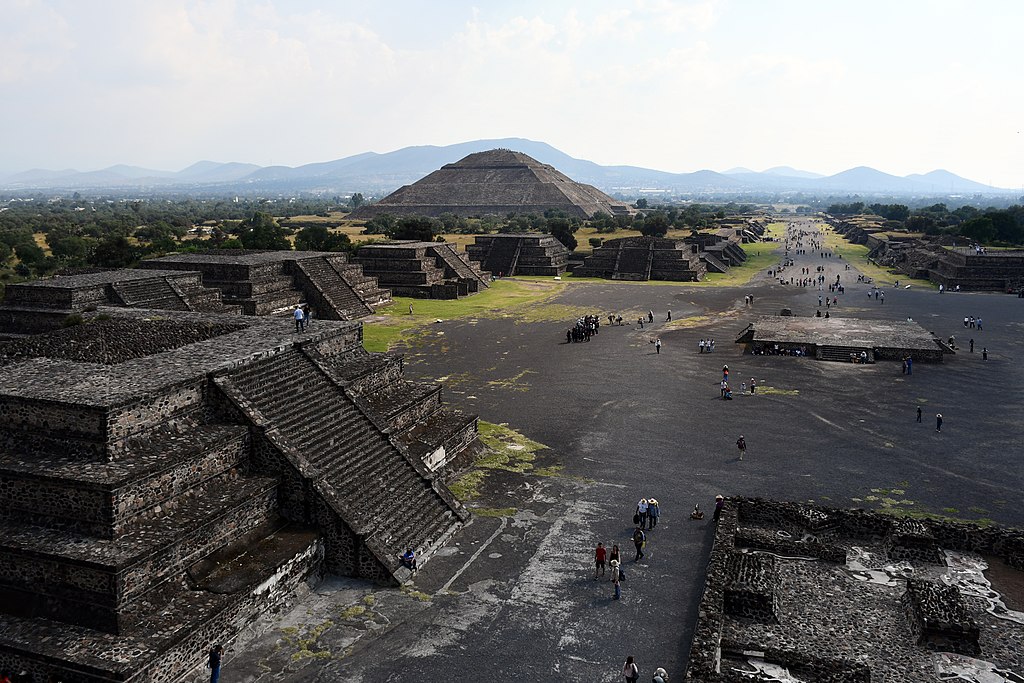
[{"x1": 0, "y1": 0, "x2": 74, "y2": 83}]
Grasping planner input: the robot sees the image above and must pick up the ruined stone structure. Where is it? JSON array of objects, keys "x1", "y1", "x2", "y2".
[
  {"x1": 0, "y1": 310, "x2": 476, "y2": 682},
  {"x1": 0, "y1": 252, "x2": 392, "y2": 338},
  {"x1": 354, "y1": 241, "x2": 491, "y2": 299},
  {"x1": 687, "y1": 498, "x2": 1024, "y2": 682},
  {"x1": 0, "y1": 269, "x2": 241, "y2": 336},
  {"x1": 465, "y1": 234, "x2": 569, "y2": 277},
  {"x1": 142, "y1": 251, "x2": 392, "y2": 319},
  {"x1": 736, "y1": 315, "x2": 948, "y2": 363},
  {"x1": 829, "y1": 217, "x2": 1024, "y2": 292},
  {"x1": 574, "y1": 237, "x2": 708, "y2": 281},
  {"x1": 349, "y1": 149, "x2": 633, "y2": 220}
]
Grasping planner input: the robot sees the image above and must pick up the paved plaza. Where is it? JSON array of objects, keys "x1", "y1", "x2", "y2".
[{"x1": 218, "y1": 225, "x2": 1024, "y2": 683}]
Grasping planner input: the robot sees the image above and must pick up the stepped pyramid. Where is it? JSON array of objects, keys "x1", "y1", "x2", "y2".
[
  {"x1": 350, "y1": 149, "x2": 633, "y2": 219},
  {"x1": 0, "y1": 310, "x2": 475, "y2": 682}
]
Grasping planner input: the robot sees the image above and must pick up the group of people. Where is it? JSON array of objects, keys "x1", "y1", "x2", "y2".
[
  {"x1": 566, "y1": 315, "x2": 601, "y2": 343},
  {"x1": 292, "y1": 304, "x2": 313, "y2": 332},
  {"x1": 697, "y1": 338, "x2": 716, "y2": 353},
  {"x1": 719, "y1": 365, "x2": 757, "y2": 399},
  {"x1": 621, "y1": 656, "x2": 669, "y2": 683},
  {"x1": 962, "y1": 316, "x2": 983, "y2": 330}
]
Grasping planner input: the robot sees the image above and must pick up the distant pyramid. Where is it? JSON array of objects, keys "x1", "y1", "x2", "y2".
[{"x1": 350, "y1": 149, "x2": 632, "y2": 219}]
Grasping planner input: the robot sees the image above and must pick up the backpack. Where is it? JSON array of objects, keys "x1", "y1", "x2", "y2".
[{"x1": 619, "y1": 567, "x2": 626, "y2": 581}]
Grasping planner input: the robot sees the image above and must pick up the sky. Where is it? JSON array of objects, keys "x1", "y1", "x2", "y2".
[{"x1": 2, "y1": 0, "x2": 1022, "y2": 188}]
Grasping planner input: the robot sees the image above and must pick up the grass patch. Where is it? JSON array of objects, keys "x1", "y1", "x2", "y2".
[
  {"x1": 339, "y1": 605, "x2": 366, "y2": 620},
  {"x1": 448, "y1": 421, "x2": 555, "y2": 501},
  {"x1": 361, "y1": 279, "x2": 570, "y2": 352},
  {"x1": 816, "y1": 223, "x2": 931, "y2": 287},
  {"x1": 401, "y1": 588, "x2": 432, "y2": 602},
  {"x1": 487, "y1": 369, "x2": 536, "y2": 392},
  {"x1": 757, "y1": 386, "x2": 799, "y2": 396},
  {"x1": 282, "y1": 619, "x2": 335, "y2": 662},
  {"x1": 472, "y1": 507, "x2": 518, "y2": 517}
]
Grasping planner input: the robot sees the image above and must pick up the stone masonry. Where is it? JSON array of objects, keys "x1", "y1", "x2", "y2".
[
  {"x1": 354, "y1": 241, "x2": 491, "y2": 299},
  {"x1": 0, "y1": 309, "x2": 476, "y2": 682},
  {"x1": 465, "y1": 234, "x2": 569, "y2": 277}
]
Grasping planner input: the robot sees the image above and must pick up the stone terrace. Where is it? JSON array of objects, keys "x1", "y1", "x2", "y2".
[
  {"x1": 736, "y1": 314, "x2": 947, "y2": 362},
  {"x1": 141, "y1": 250, "x2": 391, "y2": 320},
  {"x1": 575, "y1": 236, "x2": 709, "y2": 281},
  {"x1": 465, "y1": 234, "x2": 568, "y2": 277},
  {"x1": 688, "y1": 498, "x2": 1024, "y2": 682},
  {"x1": 0, "y1": 309, "x2": 474, "y2": 682},
  {"x1": 354, "y1": 241, "x2": 490, "y2": 299}
]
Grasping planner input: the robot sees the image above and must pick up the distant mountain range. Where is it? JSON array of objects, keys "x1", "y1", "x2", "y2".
[{"x1": 0, "y1": 138, "x2": 1010, "y2": 196}]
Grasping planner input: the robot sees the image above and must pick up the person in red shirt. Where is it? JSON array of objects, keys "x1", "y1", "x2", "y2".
[{"x1": 595, "y1": 542, "x2": 607, "y2": 579}]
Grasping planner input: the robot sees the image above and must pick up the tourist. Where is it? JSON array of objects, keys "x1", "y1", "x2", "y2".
[
  {"x1": 207, "y1": 645, "x2": 224, "y2": 683},
  {"x1": 970, "y1": 339, "x2": 975, "y2": 353},
  {"x1": 595, "y1": 542, "x2": 607, "y2": 579},
  {"x1": 916, "y1": 406, "x2": 922, "y2": 423},
  {"x1": 409, "y1": 303, "x2": 414, "y2": 315},
  {"x1": 655, "y1": 338, "x2": 661, "y2": 354},
  {"x1": 638, "y1": 317, "x2": 644, "y2": 329},
  {"x1": 293, "y1": 305, "x2": 305, "y2": 332},
  {"x1": 964, "y1": 316, "x2": 969, "y2": 328},
  {"x1": 736, "y1": 435, "x2": 746, "y2": 461},
  {"x1": 635, "y1": 498, "x2": 649, "y2": 528},
  {"x1": 936, "y1": 413, "x2": 943, "y2": 432},
  {"x1": 653, "y1": 667, "x2": 670, "y2": 683},
  {"x1": 906, "y1": 357, "x2": 913, "y2": 375},
  {"x1": 750, "y1": 378, "x2": 756, "y2": 394},
  {"x1": 400, "y1": 548, "x2": 417, "y2": 572},
  {"x1": 632, "y1": 526, "x2": 646, "y2": 561},
  {"x1": 689, "y1": 504, "x2": 703, "y2": 520},
  {"x1": 618, "y1": 655, "x2": 634, "y2": 683},
  {"x1": 699, "y1": 339, "x2": 705, "y2": 353},
  {"x1": 983, "y1": 347, "x2": 988, "y2": 360},
  {"x1": 611, "y1": 559, "x2": 621, "y2": 599},
  {"x1": 976, "y1": 317, "x2": 983, "y2": 331},
  {"x1": 648, "y1": 499, "x2": 660, "y2": 528},
  {"x1": 666, "y1": 310, "x2": 672, "y2": 321},
  {"x1": 648, "y1": 310, "x2": 654, "y2": 323},
  {"x1": 617, "y1": 315, "x2": 623, "y2": 326},
  {"x1": 713, "y1": 495, "x2": 725, "y2": 522},
  {"x1": 609, "y1": 544, "x2": 621, "y2": 575}
]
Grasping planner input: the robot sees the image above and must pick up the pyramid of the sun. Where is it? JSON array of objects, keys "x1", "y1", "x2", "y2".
[{"x1": 350, "y1": 149, "x2": 633, "y2": 219}]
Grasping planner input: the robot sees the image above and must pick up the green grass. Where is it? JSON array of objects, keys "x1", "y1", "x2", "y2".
[
  {"x1": 362, "y1": 279, "x2": 568, "y2": 352},
  {"x1": 447, "y1": 421, "x2": 553, "y2": 500},
  {"x1": 815, "y1": 223, "x2": 931, "y2": 287}
]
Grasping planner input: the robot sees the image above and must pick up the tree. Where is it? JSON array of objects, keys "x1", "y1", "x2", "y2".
[
  {"x1": 363, "y1": 213, "x2": 397, "y2": 235},
  {"x1": 640, "y1": 212, "x2": 670, "y2": 238},
  {"x1": 49, "y1": 235, "x2": 91, "y2": 262},
  {"x1": 14, "y1": 242, "x2": 46, "y2": 267},
  {"x1": 348, "y1": 193, "x2": 366, "y2": 209},
  {"x1": 387, "y1": 216, "x2": 441, "y2": 242},
  {"x1": 238, "y1": 211, "x2": 291, "y2": 250},
  {"x1": 634, "y1": 198, "x2": 649, "y2": 209},
  {"x1": 90, "y1": 235, "x2": 137, "y2": 268},
  {"x1": 547, "y1": 216, "x2": 578, "y2": 251},
  {"x1": 958, "y1": 217, "x2": 995, "y2": 243},
  {"x1": 295, "y1": 225, "x2": 352, "y2": 252}
]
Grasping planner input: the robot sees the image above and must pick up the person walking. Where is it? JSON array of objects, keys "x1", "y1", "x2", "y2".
[
  {"x1": 647, "y1": 499, "x2": 660, "y2": 529},
  {"x1": 207, "y1": 645, "x2": 224, "y2": 683},
  {"x1": 970, "y1": 339, "x2": 974, "y2": 353},
  {"x1": 293, "y1": 305, "x2": 305, "y2": 332},
  {"x1": 983, "y1": 347, "x2": 988, "y2": 360},
  {"x1": 611, "y1": 559, "x2": 622, "y2": 599},
  {"x1": 648, "y1": 310, "x2": 654, "y2": 323},
  {"x1": 632, "y1": 526, "x2": 646, "y2": 561},
  {"x1": 609, "y1": 543, "x2": 620, "y2": 576},
  {"x1": 635, "y1": 498, "x2": 648, "y2": 528},
  {"x1": 916, "y1": 406, "x2": 922, "y2": 423},
  {"x1": 655, "y1": 338, "x2": 662, "y2": 354},
  {"x1": 595, "y1": 542, "x2": 607, "y2": 579},
  {"x1": 666, "y1": 310, "x2": 672, "y2": 321},
  {"x1": 736, "y1": 435, "x2": 746, "y2": 461},
  {"x1": 713, "y1": 495, "x2": 725, "y2": 522},
  {"x1": 936, "y1": 413, "x2": 943, "y2": 432},
  {"x1": 622, "y1": 656, "x2": 639, "y2": 683}
]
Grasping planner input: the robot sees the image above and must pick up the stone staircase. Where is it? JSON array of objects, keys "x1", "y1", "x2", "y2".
[
  {"x1": 700, "y1": 251, "x2": 729, "y2": 274},
  {"x1": 327, "y1": 256, "x2": 393, "y2": 309},
  {"x1": 817, "y1": 345, "x2": 874, "y2": 363},
  {"x1": 216, "y1": 346, "x2": 465, "y2": 580},
  {"x1": 431, "y1": 243, "x2": 490, "y2": 290},
  {"x1": 293, "y1": 256, "x2": 374, "y2": 320},
  {"x1": 484, "y1": 237, "x2": 523, "y2": 277},
  {"x1": 111, "y1": 277, "x2": 189, "y2": 311},
  {"x1": 612, "y1": 247, "x2": 652, "y2": 280}
]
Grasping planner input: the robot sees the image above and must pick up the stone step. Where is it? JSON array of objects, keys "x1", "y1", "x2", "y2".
[
  {"x1": 0, "y1": 474, "x2": 278, "y2": 634},
  {"x1": 0, "y1": 423, "x2": 249, "y2": 538}
]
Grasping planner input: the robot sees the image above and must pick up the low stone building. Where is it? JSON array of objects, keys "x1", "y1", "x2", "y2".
[
  {"x1": 354, "y1": 241, "x2": 490, "y2": 298},
  {"x1": 0, "y1": 310, "x2": 478, "y2": 682},
  {"x1": 465, "y1": 233, "x2": 569, "y2": 277},
  {"x1": 574, "y1": 236, "x2": 707, "y2": 281},
  {"x1": 0, "y1": 251, "x2": 393, "y2": 337}
]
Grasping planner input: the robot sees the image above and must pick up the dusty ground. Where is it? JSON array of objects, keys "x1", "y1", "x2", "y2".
[{"x1": 215, "y1": 219, "x2": 1024, "y2": 683}]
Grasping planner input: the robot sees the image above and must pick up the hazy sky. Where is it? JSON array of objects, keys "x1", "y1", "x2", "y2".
[{"x1": 3, "y1": 0, "x2": 1022, "y2": 187}]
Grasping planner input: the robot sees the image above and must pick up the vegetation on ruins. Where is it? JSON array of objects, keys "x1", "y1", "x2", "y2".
[{"x1": 829, "y1": 201, "x2": 1024, "y2": 245}]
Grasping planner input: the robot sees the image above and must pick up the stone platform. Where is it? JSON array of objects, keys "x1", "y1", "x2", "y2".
[
  {"x1": 736, "y1": 315, "x2": 947, "y2": 362},
  {"x1": 354, "y1": 241, "x2": 490, "y2": 299},
  {"x1": 0, "y1": 309, "x2": 477, "y2": 682},
  {"x1": 688, "y1": 498, "x2": 1024, "y2": 682},
  {"x1": 465, "y1": 234, "x2": 568, "y2": 277}
]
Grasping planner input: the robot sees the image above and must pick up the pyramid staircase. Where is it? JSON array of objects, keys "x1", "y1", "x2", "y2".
[
  {"x1": 292, "y1": 256, "x2": 374, "y2": 320},
  {"x1": 214, "y1": 346, "x2": 466, "y2": 581},
  {"x1": 430, "y1": 243, "x2": 490, "y2": 291}
]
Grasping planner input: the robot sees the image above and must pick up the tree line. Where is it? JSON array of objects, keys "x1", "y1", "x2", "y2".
[{"x1": 828, "y1": 201, "x2": 1024, "y2": 245}]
